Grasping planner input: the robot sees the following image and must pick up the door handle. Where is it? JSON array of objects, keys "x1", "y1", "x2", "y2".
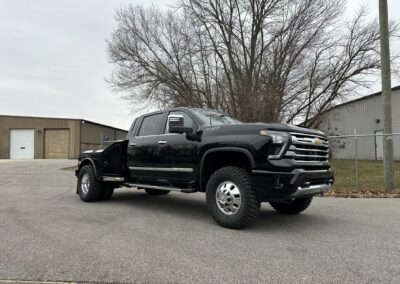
[
  {"x1": 129, "y1": 142, "x2": 137, "y2": 146},
  {"x1": 158, "y1": 140, "x2": 167, "y2": 145}
]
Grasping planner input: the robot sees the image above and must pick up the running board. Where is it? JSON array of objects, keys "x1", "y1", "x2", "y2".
[{"x1": 124, "y1": 183, "x2": 197, "y2": 193}]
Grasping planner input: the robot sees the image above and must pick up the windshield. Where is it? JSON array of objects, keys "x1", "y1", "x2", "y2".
[{"x1": 191, "y1": 108, "x2": 241, "y2": 125}]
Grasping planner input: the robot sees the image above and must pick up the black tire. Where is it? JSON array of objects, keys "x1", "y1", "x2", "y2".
[
  {"x1": 77, "y1": 165, "x2": 102, "y2": 202},
  {"x1": 145, "y1": 189, "x2": 171, "y2": 196},
  {"x1": 99, "y1": 184, "x2": 115, "y2": 201},
  {"x1": 269, "y1": 196, "x2": 313, "y2": 214},
  {"x1": 206, "y1": 166, "x2": 260, "y2": 229}
]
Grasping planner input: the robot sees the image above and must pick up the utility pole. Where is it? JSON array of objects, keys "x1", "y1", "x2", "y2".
[{"x1": 379, "y1": 0, "x2": 395, "y2": 191}]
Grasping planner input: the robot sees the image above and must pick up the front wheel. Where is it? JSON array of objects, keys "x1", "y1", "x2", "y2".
[
  {"x1": 206, "y1": 166, "x2": 260, "y2": 229},
  {"x1": 269, "y1": 197, "x2": 313, "y2": 214}
]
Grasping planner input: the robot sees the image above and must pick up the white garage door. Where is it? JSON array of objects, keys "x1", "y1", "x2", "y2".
[{"x1": 10, "y1": 129, "x2": 35, "y2": 159}]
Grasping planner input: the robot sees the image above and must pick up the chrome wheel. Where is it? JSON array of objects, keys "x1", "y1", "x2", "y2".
[
  {"x1": 215, "y1": 181, "x2": 242, "y2": 215},
  {"x1": 81, "y1": 173, "x2": 90, "y2": 194}
]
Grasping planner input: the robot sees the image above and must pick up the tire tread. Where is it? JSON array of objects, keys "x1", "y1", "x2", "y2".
[{"x1": 206, "y1": 166, "x2": 260, "y2": 229}]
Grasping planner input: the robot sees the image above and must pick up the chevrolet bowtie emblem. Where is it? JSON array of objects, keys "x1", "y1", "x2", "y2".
[{"x1": 314, "y1": 138, "x2": 322, "y2": 145}]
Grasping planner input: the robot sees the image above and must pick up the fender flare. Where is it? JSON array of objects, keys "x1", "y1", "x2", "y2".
[
  {"x1": 78, "y1": 158, "x2": 99, "y2": 179},
  {"x1": 199, "y1": 147, "x2": 255, "y2": 191}
]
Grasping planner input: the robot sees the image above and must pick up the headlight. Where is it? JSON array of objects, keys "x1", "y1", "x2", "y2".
[
  {"x1": 260, "y1": 130, "x2": 285, "y2": 145},
  {"x1": 270, "y1": 134, "x2": 284, "y2": 144}
]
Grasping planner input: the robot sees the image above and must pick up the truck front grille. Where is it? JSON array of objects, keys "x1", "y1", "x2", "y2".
[{"x1": 286, "y1": 133, "x2": 329, "y2": 163}]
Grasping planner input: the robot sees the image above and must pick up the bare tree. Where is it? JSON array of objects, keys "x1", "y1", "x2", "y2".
[{"x1": 107, "y1": 0, "x2": 398, "y2": 125}]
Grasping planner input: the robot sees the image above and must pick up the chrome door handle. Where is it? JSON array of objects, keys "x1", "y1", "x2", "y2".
[
  {"x1": 129, "y1": 142, "x2": 136, "y2": 146},
  {"x1": 158, "y1": 140, "x2": 167, "y2": 145}
]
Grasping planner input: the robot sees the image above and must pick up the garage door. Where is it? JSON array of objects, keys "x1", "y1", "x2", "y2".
[
  {"x1": 10, "y1": 129, "x2": 35, "y2": 159},
  {"x1": 44, "y1": 129, "x2": 70, "y2": 159}
]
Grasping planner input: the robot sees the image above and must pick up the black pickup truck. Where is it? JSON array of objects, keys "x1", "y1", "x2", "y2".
[{"x1": 75, "y1": 107, "x2": 333, "y2": 229}]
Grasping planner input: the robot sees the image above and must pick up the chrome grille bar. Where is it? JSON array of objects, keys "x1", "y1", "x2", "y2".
[{"x1": 287, "y1": 133, "x2": 329, "y2": 163}]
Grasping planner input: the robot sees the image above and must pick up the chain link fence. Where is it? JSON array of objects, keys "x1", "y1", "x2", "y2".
[{"x1": 328, "y1": 131, "x2": 400, "y2": 192}]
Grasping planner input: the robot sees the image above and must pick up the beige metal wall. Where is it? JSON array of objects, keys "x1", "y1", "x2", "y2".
[
  {"x1": 80, "y1": 122, "x2": 128, "y2": 151},
  {"x1": 0, "y1": 116, "x2": 128, "y2": 159},
  {"x1": 0, "y1": 116, "x2": 81, "y2": 159},
  {"x1": 116, "y1": 129, "x2": 128, "y2": 140}
]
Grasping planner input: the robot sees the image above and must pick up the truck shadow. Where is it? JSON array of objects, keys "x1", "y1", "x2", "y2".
[{"x1": 108, "y1": 191, "x2": 341, "y2": 231}]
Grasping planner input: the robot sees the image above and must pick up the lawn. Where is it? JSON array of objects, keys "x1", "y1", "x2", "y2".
[{"x1": 330, "y1": 159, "x2": 400, "y2": 195}]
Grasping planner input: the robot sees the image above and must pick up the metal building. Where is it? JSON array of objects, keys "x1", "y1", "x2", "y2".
[
  {"x1": 0, "y1": 115, "x2": 128, "y2": 159},
  {"x1": 318, "y1": 85, "x2": 400, "y2": 160}
]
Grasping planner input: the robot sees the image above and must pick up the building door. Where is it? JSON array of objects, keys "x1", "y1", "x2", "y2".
[
  {"x1": 375, "y1": 131, "x2": 383, "y2": 160},
  {"x1": 44, "y1": 129, "x2": 70, "y2": 159},
  {"x1": 10, "y1": 129, "x2": 35, "y2": 159}
]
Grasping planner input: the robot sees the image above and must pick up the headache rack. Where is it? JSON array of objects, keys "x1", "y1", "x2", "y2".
[{"x1": 285, "y1": 132, "x2": 329, "y2": 163}]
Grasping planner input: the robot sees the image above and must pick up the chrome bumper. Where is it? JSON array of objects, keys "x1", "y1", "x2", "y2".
[{"x1": 291, "y1": 183, "x2": 332, "y2": 197}]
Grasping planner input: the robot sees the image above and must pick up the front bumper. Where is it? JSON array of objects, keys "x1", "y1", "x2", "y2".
[{"x1": 252, "y1": 168, "x2": 334, "y2": 201}]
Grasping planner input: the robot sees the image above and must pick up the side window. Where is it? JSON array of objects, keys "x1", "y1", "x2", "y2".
[
  {"x1": 128, "y1": 118, "x2": 137, "y2": 139},
  {"x1": 138, "y1": 114, "x2": 163, "y2": 136},
  {"x1": 164, "y1": 111, "x2": 194, "y2": 133}
]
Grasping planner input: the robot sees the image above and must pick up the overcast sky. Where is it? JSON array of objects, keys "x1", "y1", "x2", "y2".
[{"x1": 0, "y1": 0, "x2": 399, "y2": 130}]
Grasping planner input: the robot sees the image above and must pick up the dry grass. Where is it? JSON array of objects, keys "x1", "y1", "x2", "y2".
[{"x1": 330, "y1": 159, "x2": 400, "y2": 195}]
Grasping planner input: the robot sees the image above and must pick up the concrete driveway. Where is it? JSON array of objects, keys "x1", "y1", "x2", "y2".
[{"x1": 0, "y1": 160, "x2": 399, "y2": 283}]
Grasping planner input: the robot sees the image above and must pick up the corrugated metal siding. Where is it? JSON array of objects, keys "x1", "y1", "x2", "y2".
[
  {"x1": 0, "y1": 116, "x2": 128, "y2": 159},
  {"x1": 319, "y1": 89, "x2": 400, "y2": 160},
  {"x1": 80, "y1": 122, "x2": 128, "y2": 151},
  {"x1": 116, "y1": 130, "x2": 128, "y2": 140},
  {"x1": 0, "y1": 116, "x2": 81, "y2": 159},
  {"x1": 82, "y1": 123, "x2": 117, "y2": 143}
]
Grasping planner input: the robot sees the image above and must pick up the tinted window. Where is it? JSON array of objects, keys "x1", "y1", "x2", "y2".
[
  {"x1": 165, "y1": 111, "x2": 194, "y2": 133},
  {"x1": 138, "y1": 114, "x2": 163, "y2": 136},
  {"x1": 128, "y1": 118, "x2": 137, "y2": 138}
]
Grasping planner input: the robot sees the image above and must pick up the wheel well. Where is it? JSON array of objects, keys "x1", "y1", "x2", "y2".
[
  {"x1": 78, "y1": 159, "x2": 98, "y2": 178},
  {"x1": 77, "y1": 159, "x2": 99, "y2": 194},
  {"x1": 200, "y1": 151, "x2": 252, "y2": 192}
]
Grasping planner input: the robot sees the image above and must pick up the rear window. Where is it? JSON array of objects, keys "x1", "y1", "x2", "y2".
[{"x1": 138, "y1": 114, "x2": 163, "y2": 136}]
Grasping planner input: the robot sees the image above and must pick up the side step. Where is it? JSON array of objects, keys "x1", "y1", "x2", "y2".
[{"x1": 124, "y1": 183, "x2": 197, "y2": 193}]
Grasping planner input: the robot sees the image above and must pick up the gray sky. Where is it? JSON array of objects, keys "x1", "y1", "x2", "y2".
[{"x1": 0, "y1": 0, "x2": 399, "y2": 130}]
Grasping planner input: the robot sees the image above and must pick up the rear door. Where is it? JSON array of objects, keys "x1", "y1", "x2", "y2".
[{"x1": 127, "y1": 112, "x2": 164, "y2": 181}]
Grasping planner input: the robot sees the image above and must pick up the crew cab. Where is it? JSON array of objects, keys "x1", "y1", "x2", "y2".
[{"x1": 75, "y1": 107, "x2": 333, "y2": 229}]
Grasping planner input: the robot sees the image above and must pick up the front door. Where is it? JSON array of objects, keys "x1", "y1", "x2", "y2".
[{"x1": 154, "y1": 110, "x2": 199, "y2": 182}]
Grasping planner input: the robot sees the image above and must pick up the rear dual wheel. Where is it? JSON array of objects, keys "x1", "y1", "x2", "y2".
[{"x1": 77, "y1": 165, "x2": 114, "y2": 202}]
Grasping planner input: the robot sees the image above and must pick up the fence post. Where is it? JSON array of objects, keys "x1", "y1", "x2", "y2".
[{"x1": 354, "y1": 128, "x2": 360, "y2": 192}]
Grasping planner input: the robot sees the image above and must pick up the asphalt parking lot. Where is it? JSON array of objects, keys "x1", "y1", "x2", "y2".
[{"x1": 0, "y1": 160, "x2": 399, "y2": 284}]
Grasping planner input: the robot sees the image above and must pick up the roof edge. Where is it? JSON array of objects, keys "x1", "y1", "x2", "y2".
[
  {"x1": 329, "y1": 85, "x2": 400, "y2": 111},
  {"x1": 0, "y1": 114, "x2": 128, "y2": 132}
]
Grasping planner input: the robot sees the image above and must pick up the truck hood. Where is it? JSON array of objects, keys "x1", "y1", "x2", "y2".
[
  {"x1": 202, "y1": 123, "x2": 326, "y2": 137},
  {"x1": 260, "y1": 123, "x2": 325, "y2": 136}
]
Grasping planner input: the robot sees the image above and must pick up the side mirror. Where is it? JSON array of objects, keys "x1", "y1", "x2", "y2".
[{"x1": 168, "y1": 114, "x2": 193, "y2": 134}]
